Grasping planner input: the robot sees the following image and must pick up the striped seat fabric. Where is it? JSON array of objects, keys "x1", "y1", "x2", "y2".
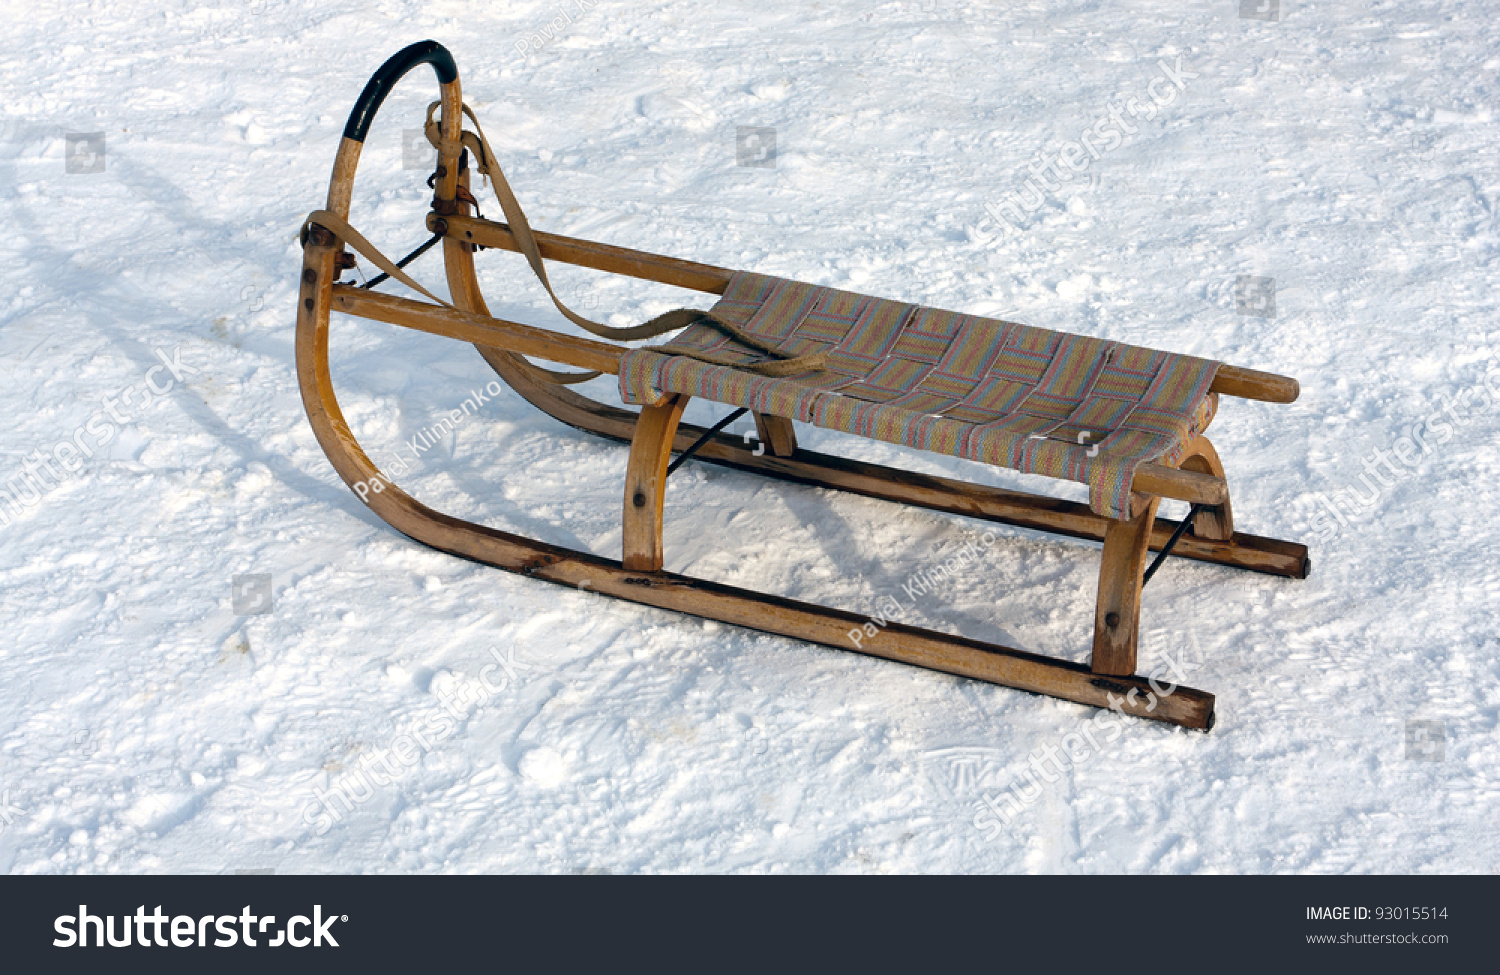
[{"x1": 619, "y1": 271, "x2": 1220, "y2": 520}]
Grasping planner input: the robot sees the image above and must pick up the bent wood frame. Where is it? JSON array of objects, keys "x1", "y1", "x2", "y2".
[{"x1": 296, "y1": 45, "x2": 1309, "y2": 731}]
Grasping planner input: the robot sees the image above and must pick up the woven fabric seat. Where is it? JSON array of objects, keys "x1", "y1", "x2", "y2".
[{"x1": 619, "y1": 271, "x2": 1221, "y2": 520}]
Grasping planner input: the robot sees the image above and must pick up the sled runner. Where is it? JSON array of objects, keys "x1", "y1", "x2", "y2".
[{"x1": 296, "y1": 41, "x2": 1308, "y2": 730}]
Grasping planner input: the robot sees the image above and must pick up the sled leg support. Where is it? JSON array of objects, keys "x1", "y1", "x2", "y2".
[
  {"x1": 624, "y1": 395, "x2": 689, "y2": 571},
  {"x1": 1092, "y1": 494, "x2": 1162, "y2": 678},
  {"x1": 619, "y1": 402, "x2": 1213, "y2": 729}
]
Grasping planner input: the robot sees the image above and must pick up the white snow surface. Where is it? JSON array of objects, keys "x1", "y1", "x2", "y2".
[{"x1": 1, "y1": 0, "x2": 1497, "y2": 874}]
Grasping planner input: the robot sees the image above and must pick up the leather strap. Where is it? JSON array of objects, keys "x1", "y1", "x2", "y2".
[
  {"x1": 301, "y1": 100, "x2": 825, "y2": 378},
  {"x1": 419, "y1": 100, "x2": 825, "y2": 374}
]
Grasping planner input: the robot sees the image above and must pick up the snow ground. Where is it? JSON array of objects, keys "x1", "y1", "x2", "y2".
[{"x1": 0, "y1": 0, "x2": 1496, "y2": 873}]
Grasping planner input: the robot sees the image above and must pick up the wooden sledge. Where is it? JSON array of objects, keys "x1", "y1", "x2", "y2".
[{"x1": 296, "y1": 42, "x2": 1308, "y2": 731}]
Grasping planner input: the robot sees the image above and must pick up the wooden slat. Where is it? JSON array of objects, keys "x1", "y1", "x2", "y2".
[
  {"x1": 1213, "y1": 364, "x2": 1300, "y2": 404},
  {"x1": 434, "y1": 212, "x2": 734, "y2": 295},
  {"x1": 1092, "y1": 494, "x2": 1162, "y2": 676},
  {"x1": 1131, "y1": 465, "x2": 1227, "y2": 505},
  {"x1": 418, "y1": 516, "x2": 1217, "y2": 728},
  {"x1": 331, "y1": 285, "x2": 622, "y2": 374}
]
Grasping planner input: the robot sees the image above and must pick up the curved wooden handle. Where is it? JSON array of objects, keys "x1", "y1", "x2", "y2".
[{"x1": 342, "y1": 40, "x2": 458, "y2": 143}]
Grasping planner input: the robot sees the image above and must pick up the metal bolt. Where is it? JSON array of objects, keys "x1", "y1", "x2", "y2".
[
  {"x1": 632, "y1": 491, "x2": 646, "y2": 508},
  {"x1": 1105, "y1": 612, "x2": 1120, "y2": 628},
  {"x1": 302, "y1": 268, "x2": 317, "y2": 284}
]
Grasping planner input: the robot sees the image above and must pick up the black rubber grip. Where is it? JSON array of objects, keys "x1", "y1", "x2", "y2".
[{"x1": 342, "y1": 40, "x2": 458, "y2": 143}]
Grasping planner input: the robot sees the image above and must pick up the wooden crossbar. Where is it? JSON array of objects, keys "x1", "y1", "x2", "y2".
[{"x1": 331, "y1": 284, "x2": 620, "y2": 373}]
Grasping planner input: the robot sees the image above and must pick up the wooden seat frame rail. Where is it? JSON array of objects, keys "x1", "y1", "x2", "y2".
[{"x1": 296, "y1": 43, "x2": 1309, "y2": 731}]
